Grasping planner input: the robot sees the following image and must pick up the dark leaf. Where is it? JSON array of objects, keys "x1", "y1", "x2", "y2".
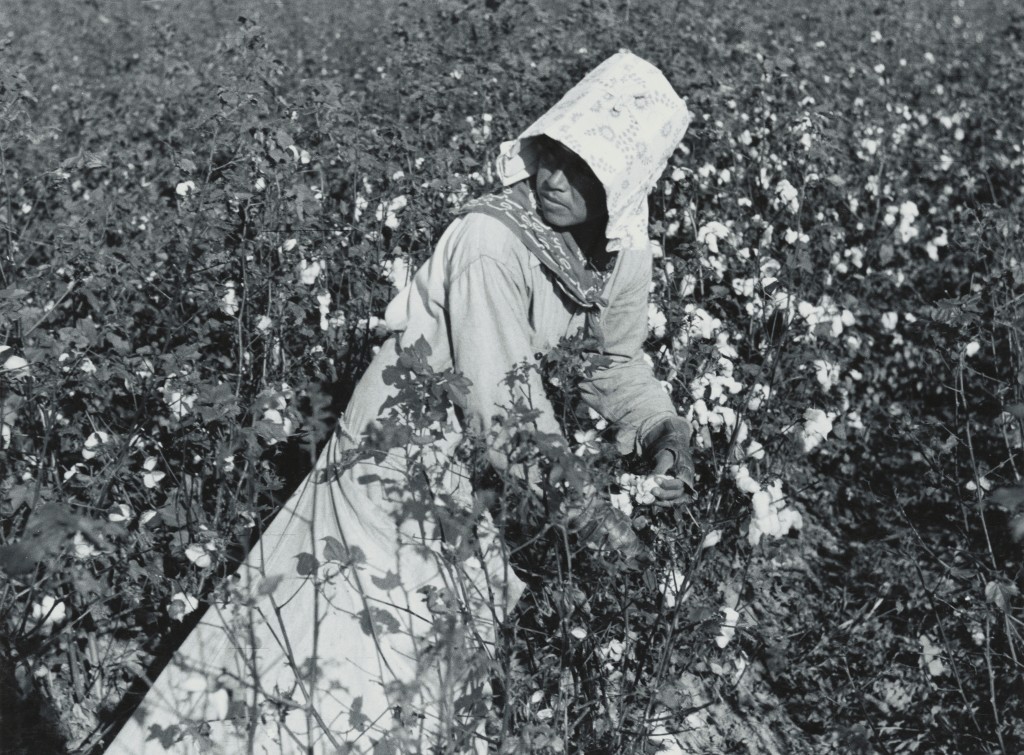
[
  {"x1": 358, "y1": 607, "x2": 401, "y2": 636},
  {"x1": 370, "y1": 571, "x2": 402, "y2": 591},
  {"x1": 322, "y1": 536, "x2": 347, "y2": 563},
  {"x1": 295, "y1": 552, "x2": 318, "y2": 576}
]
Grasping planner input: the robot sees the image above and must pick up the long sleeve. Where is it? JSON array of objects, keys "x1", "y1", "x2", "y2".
[
  {"x1": 578, "y1": 250, "x2": 680, "y2": 457},
  {"x1": 444, "y1": 218, "x2": 564, "y2": 472}
]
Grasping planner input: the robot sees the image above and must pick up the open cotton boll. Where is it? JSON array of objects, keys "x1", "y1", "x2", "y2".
[
  {"x1": 732, "y1": 464, "x2": 762, "y2": 495},
  {"x1": 715, "y1": 607, "x2": 740, "y2": 648},
  {"x1": 747, "y1": 479, "x2": 800, "y2": 545},
  {"x1": 774, "y1": 179, "x2": 800, "y2": 212},
  {"x1": 701, "y1": 529, "x2": 723, "y2": 549},
  {"x1": 298, "y1": 259, "x2": 322, "y2": 286},
  {"x1": 383, "y1": 256, "x2": 412, "y2": 291},
  {"x1": 648, "y1": 303, "x2": 667, "y2": 338},
  {"x1": 751, "y1": 490, "x2": 774, "y2": 520},
  {"x1": 690, "y1": 399, "x2": 710, "y2": 426},
  {"x1": 777, "y1": 507, "x2": 803, "y2": 534},
  {"x1": 747, "y1": 383, "x2": 771, "y2": 411},
  {"x1": 168, "y1": 592, "x2": 199, "y2": 621},
  {"x1": 800, "y1": 408, "x2": 836, "y2": 452},
  {"x1": 219, "y1": 281, "x2": 239, "y2": 317},
  {"x1": 814, "y1": 359, "x2": 839, "y2": 391},
  {"x1": 31, "y1": 596, "x2": 67, "y2": 630},
  {"x1": 697, "y1": 221, "x2": 730, "y2": 254}
]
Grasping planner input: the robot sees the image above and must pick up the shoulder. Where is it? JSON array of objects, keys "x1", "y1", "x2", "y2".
[{"x1": 443, "y1": 211, "x2": 535, "y2": 280}]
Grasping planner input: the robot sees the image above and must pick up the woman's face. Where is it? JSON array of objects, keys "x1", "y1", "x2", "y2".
[{"x1": 533, "y1": 137, "x2": 607, "y2": 229}]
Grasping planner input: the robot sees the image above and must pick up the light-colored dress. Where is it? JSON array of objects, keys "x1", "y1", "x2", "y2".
[{"x1": 105, "y1": 212, "x2": 678, "y2": 755}]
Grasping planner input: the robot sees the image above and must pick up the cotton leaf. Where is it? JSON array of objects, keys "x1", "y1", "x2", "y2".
[
  {"x1": 295, "y1": 552, "x2": 318, "y2": 576},
  {"x1": 322, "y1": 536, "x2": 348, "y2": 563},
  {"x1": 984, "y1": 581, "x2": 1019, "y2": 612}
]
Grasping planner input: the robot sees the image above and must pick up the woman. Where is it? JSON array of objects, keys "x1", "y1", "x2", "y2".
[{"x1": 107, "y1": 50, "x2": 694, "y2": 754}]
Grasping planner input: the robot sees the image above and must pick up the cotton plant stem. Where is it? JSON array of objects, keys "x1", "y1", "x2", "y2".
[
  {"x1": 955, "y1": 362, "x2": 999, "y2": 572},
  {"x1": 909, "y1": 558, "x2": 985, "y2": 740},
  {"x1": 983, "y1": 614, "x2": 1008, "y2": 754}
]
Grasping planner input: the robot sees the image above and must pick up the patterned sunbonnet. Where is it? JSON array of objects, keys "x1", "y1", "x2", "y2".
[{"x1": 495, "y1": 50, "x2": 693, "y2": 255}]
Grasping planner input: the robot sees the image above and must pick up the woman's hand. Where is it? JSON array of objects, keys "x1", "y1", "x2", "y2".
[{"x1": 650, "y1": 449, "x2": 694, "y2": 506}]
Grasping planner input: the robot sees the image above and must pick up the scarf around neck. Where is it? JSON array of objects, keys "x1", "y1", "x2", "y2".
[{"x1": 456, "y1": 180, "x2": 613, "y2": 309}]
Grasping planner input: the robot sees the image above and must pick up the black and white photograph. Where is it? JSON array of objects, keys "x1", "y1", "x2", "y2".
[{"x1": 0, "y1": 0, "x2": 1021, "y2": 752}]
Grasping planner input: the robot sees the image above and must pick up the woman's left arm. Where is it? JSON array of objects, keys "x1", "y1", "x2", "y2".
[{"x1": 578, "y1": 254, "x2": 695, "y2": 495}]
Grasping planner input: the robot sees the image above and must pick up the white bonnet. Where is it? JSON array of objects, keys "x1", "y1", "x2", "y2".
[{"x1": 495, "y1": 50, "x2": 692, "y2": 253}]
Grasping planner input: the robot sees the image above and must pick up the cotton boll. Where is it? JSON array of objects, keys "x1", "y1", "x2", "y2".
[
  {"x1": 383, "y1": 257, "x2": 412, "y2": 291},
  {"x1": 731, "y1": 277, "x2": 756, "y2": 297},
  {"x1": 813, "y1": 359, "x2": 839, "y2": 391},
  {"x1": 185, "y1": 543, "x2": 212, "y2": 568},
  {"x1": 317, "y1": 292, "x2": 332, "y2": 331},
  {"x1": 31, "y1": 596, "x2": 67, "y2": 630},
  {"x1": 697, "y1": 221, "x2": 730, "y2": 254},
  {"x1": 713, "y1": 405, "x2": 737, "y2": 431},
  {"x1": 777, "y1": 507, "x2": 803, "y2": 534},
  {"x1": 648, "y1": 303, "x2": 667, "y2": 338},
  {"x1": 800, "y1": 408, "x2": 835, "y2": 452},
  {"x1": 733, "y1": 465, "x2": 762, "y2": 494},
  {"x1": 774, "y1": 179, "x2": 800, "y2": 212},
  {"x1": 715, "y1": 607, "x2": 740, "y2": 648},
  {"x1": 219, "y1": 281, "x2": 239, "y2": 317},
  {"x1": 701, "y1": 530, "x2": 723, "y2": 549},
  {"x1": 715, "y1": 332, "x2": 739, "y2": 359},
  {"x1": 747, "y1": 383, "x2": 771, "y2": 412},
  {"x1": 751, "y1": 490, "x2": 773, "y2": 520},
  {"x1": 690, "y1": 399, "x2": 710, "y2": 426},
  {"x1": 609, "y1": 491, "x2": 633, "y2": 517},
  {"x1": 679, "y1": 273, "x2": 697, "y2": 298},
  {"x1": 299, "y1": 259, "x2": 322, "y2": 286},
  {"x1": 168, "y1": 592, "x2": 200, "y2": 621}
]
